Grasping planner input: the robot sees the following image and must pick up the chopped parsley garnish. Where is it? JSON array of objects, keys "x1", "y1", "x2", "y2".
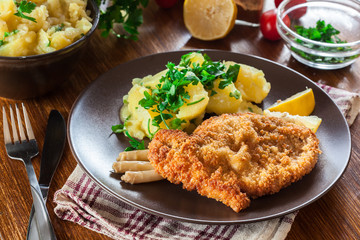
[
  {"x1": 54, "y1": 23, "x2": 65, "y2": 32},
  {"x1": 14, "y1": 0, "x2": 37, "y2": 23},
  {"x1": 219, "y1": 64, "x2": 240, "y2": 90},
  {"x1": 0, "y1": 30, "x2": 19, "y2": 47},
  {"x1": 187, "y1": 97, "x2": 205, "y2": 106},
  {"x1": 291, "y1": 20, "x2": 358, "y2": 64},
  {"x1": 229, "y1": 89, "x2": 241, "y2": 100},
  {"x1": 179, "y1": 52, "x2": 240, "y2": 93},
  {"x1": 96, "y1": 0, "x2": 149, "y2": 40},
  {"x1": 111, "y1": 125, "x2": 145, "y2": 151},
  {"x1": 139, "y1": 62, "x2": 196, "y2": 130},
  {"x1": 111, "y1": 124, "x2": 126, "y2": 133},
  {"x1": 124, "y1": 131, "x2": 145, "y2": 151},
  {"x1": 138, "y1": 53, "x2": 241, "y2": 132}
]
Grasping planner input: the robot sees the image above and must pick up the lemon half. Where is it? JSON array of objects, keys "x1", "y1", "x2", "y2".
[
  {"x1": 183, "y1": 0, "x2": 237, "y2": 41},
  {"x1": 266, "y1": 88, "x2": 315, "y2": 116}
]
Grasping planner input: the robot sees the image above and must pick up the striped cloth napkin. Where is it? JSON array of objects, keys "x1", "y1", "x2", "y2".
[{"x1": 54, "y1": 84, "x2": 360, "y2": 240}]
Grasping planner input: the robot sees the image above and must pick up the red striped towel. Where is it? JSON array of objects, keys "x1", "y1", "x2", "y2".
[{"x1": 54, "y1": 84, "x2": 360, "y2": 240}]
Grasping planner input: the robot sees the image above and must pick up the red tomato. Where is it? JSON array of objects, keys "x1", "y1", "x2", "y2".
[
  {"x1": 260, "y1": 9, "x2": 290, "y2": 41},
  {"x1": 155, "y1": 0, "x2": 178, "y2": 8},
  {"x1": 274, "y1": 0, "x2": 307, "y2": 19}
]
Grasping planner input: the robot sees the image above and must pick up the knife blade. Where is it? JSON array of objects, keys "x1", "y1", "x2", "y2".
[{"x1": 26, "y1": 110, "x2": 66, "y2": 240}]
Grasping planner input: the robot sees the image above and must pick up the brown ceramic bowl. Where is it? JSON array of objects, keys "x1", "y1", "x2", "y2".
[{"x1": 0, "y1": 0, "x2": 100, "y2": 99}]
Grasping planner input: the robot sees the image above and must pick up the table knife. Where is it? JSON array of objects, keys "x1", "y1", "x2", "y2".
[{"x1": 26, "y1": 110, "x2": 66, "y2": 240}]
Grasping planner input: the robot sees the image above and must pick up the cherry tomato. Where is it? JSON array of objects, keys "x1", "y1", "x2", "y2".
[
  {"x1": 260, "y1": 9, "x2": 290, "y2": 41},
  {"x1": 274, "y1": 0, "x2": 307, "y2": 19},
  {"x1": 155, "y1": 0, "x2": 178, "y2": 8}
]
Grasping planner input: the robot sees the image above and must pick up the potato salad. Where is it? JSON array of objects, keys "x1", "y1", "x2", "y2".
[
  {"x1": 0, "y1": 0, "x2": 92, "y2": 56},
  {"x1": 118, "y1": 52, "x2": 271, "y2": 140}
]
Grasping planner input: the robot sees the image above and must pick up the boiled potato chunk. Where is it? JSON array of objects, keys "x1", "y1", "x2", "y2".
[
  {"x1": 206, "y1": 79, "x2": 243, "y2": 115},
  {"x1": 187, "y1": 51, "x2": 205, "y2": 67},
  {"x1": 225, "y1": 61, "x2": 270, "y2": 104},
  {"x1": 0, "y1": 0, "x2": 16, "y2": 21},
  {"x1": 237, "y1": 101, "x2": 263, "y2": 114},
  {"x1": 0, "y1": 20, "x2": 9, "y2": 37},
  {"x1": 121, "y1": 84, "x2": 153, "y2": 139},
  {"x1": 35, "y1": 29, "x2": 55, "y2": 54},
  {"x1": 47, "y1": 0, "x2": 64, "y2": 18},
  {"x1": 75, "y1": 18, "x2": 92, "y2": 34},
  {"x1": 31, "y1": 0, "x2": 48, "y2": 4},
  {"x1": 177, "y1": 80, "x2": 209, "y2": 120},
  {"x1": 50, "y1": 31, "x2": 72, "y2": 50},
  {"x1": 140, "y1": 69, "x2": 167, "y2": 89},
  {"x1": 0, "y1": 31, "x2": 37, "y2": 56}
]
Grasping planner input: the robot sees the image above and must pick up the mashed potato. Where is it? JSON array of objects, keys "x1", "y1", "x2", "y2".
[{"x1": 0, "y1": 0, "x2": 92, "y2": 56}]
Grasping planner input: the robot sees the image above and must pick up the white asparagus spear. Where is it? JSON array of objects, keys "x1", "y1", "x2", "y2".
[
  {"x1": 116, "y1": 149, "x2": 149, "y2": 161},
  {"x1": 113, "y1": 161, "x2": 154, "y2": 173},
  {"x1": 121, "y1": 170, "x2": 163, "y2": 184}
]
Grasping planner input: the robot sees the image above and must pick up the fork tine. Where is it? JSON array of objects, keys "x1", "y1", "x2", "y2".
[
  {"x1": 16, "y1": 104, "x2": 27, "y2": 142},
  {"x1": 9, "y1": 105, "x2": 19, "y2": 143},
  {"x1": 2, "y1": 106, "x2": 12, "y2": 144},
  {"x1": 22, "y1": 103, "x2": 35, "y2": 140}
]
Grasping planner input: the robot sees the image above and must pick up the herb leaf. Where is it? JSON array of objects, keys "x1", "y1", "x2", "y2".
[
  {"x1": 187, "y1": 97, "x2": 205, "y2": 106},
  {"x1": 54, "y1": 23, "x2": 65, "y2": 32},
  {"x1": 111, "y1": 124, "x2": 126, "y2": 133},
  {"x1": 97, "y1": 0, "x2": 149, "y2": 40},
  {"x1": 229, "y1": 89, "x2": 241, "y2": 99},
  {"x1": 0, "y1": 30, "x2": 19, "y2": 47},
  {"x1": 14, "y1": 1, "x2": 37, "y2": 23},
  {"x1": 124, "y1": 131, "x2": 145, "y2": 151}
]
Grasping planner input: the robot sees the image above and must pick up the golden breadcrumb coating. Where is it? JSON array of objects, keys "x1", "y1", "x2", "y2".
[{"x1": 148, "y1": 113, "x2": 321, "y2": 212}]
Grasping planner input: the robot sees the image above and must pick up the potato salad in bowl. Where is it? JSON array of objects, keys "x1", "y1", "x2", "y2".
[
  {"x1": 0, "y1": 0, "x2": 99, "y2": 99},
  {"x1": 0, "y1": 0, "x2": 93, "y2": 56}
]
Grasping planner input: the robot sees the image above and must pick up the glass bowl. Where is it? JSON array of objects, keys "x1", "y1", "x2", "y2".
[
  {"x1": 0, "y1": 0, "x2": 100, "y2": 99},
  {"x1": 277, "y1": 0, "x2": 360, "y2": 70}
]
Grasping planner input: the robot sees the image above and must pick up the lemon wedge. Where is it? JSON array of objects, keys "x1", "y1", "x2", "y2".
[
  {"x1": 266, "y1": 88, "x2": 315, "y2": 116},
  {"x1": 183, "y1": 0, "x2": 237, "y2": 41},
  {"x1": 263, "y1": 110, "x2": 322, "y2": 133}
]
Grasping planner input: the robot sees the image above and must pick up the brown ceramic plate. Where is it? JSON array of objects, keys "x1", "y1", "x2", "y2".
[{"x1": 68, "y1": 50, "x2": 351, "y2": 224}]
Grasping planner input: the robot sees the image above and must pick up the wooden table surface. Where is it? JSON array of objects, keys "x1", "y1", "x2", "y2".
[{"x1": 1, "y1": 0, "x2": 360, "y2": 239}]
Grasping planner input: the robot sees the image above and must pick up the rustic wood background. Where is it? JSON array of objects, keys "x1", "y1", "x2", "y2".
[{"x1": 0, "y1": 0, "x2": 359, "y2": 239}]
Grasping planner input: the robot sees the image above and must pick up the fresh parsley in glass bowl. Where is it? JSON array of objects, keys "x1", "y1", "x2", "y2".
[{"x1": 276, "y1": 0, "x2": 360, "y2": 70}]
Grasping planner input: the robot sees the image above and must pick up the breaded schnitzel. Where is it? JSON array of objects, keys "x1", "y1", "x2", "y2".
[{"x1": 148, "y1": 113, "x2": 321, "y2": 212}]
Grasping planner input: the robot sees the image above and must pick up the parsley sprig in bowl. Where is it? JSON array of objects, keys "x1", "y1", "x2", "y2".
[{"x1": 276, "y1": 0, "x2": 360, "y2": 70}]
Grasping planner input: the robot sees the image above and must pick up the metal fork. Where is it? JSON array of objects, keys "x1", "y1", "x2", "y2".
[{"x1": 2, "y1": 104, "x2": 56, "y2": 240}]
